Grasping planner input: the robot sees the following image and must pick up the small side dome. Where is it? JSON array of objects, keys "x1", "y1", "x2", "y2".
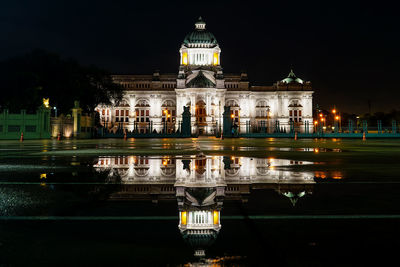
[{"x1": 282, "y1": 69, "x2": 304, "y2": 84}]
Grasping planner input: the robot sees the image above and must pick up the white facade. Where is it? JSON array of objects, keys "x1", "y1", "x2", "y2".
[{"x1": 97, "y1": 18, "x2": 314, "y2": 134}]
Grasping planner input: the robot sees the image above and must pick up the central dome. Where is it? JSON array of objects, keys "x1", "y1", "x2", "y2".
[{"x1": 183, "y1": 17, "x2": 218, "y2": 47}]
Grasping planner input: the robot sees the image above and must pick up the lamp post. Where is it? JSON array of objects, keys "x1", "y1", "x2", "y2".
[
  {"x1": 356, "y1": 116, "x2": 360, "y2": 132},
  {"x1": 231, "y1": 113, "x2": 234, "y2": 135},
  {"x1": 167, "y1": 114, "x2": 171, "y2": 133},
  {"x1": 266, "y1": 108, "x2": 270, "y2": 133},
  {"x1": 163, "y1": 109, "x2": 169, "y2": 133},
  {"x1": 335, "y1": 115, "x2": 341, "y2": 133},
  {"x1": 53, "y1": 106, "x2": 57, "y2": 118}
]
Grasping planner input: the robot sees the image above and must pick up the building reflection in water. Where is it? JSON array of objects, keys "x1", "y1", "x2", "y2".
[{"x1": 93, "y1": 155, "x2": 322, "y2": 258}]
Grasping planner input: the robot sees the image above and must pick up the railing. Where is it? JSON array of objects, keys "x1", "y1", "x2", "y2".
[{"x1": 240, "y1": 119, "x2": 400, "y2": 138}]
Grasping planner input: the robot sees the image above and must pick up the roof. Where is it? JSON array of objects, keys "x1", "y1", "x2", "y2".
[
  {"x1": 183, "y1": 17, "x2": 218, "y2": 47},
  {"x1": 186, "y1": 71, "x2": 216, "y2": 88}
]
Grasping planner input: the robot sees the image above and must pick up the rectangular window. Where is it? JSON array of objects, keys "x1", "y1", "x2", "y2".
[
  {"x1": 107, "y1": 110, "x2": 109, "y2": 115},
  {"x1": 146, "y1": 110, "x2": 149, "y2": 116},
  {"x1": 294, "y1": 110, "x2": 297, "y2": 116},
  {"x1": 126, "y1": 110, "x2": 129, "y2": 116},
  {"x1": 121, "y1": 110, "x2": 124, "y2": 116},
  {"x1": 136, "y1": 110, "x2": 139, "y2": 116},
  {"x1": 289, "y1": 110, "x2": 292, "y2": 116},
  {"x1": 116, "y1": 110, "x2": 119, "y2": 116},
  {"x1": 235, "y1": 110, "x2": 238, "y2": 116},
  {"x1": 299, "y1": 110, "x2": 302, "y2": 116},
  {"x1": 141, "y1": 110, "x2": 144, "y2": 116},
  {"x1": 8, "y1": 125, "x2": 20, "y2": 132},
  {"x1": 102, "y1": 110, "x2": 105, "y2": 115}
]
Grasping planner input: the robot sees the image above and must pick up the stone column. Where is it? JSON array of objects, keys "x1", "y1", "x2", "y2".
[{"x1": 128, "y1": 95, "x2": 136, "y2": 131}]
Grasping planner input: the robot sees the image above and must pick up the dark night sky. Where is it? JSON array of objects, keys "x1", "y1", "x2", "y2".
[{"x1": 0, "y1": 0, "x2": 398, "y2": 113}]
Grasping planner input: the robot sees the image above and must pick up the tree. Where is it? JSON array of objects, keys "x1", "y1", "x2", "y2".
[{"x1": 0, "y1": 49, "x2": 123, "y2": 113}]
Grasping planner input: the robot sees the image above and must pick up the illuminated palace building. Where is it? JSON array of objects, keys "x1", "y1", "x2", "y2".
[{"x1": 97, "y1": 17, "x2": 313, "y2": 134}]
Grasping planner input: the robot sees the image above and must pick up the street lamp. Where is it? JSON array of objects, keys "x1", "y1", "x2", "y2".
[
  {"x1": 53, "y1": 106, "x2": 57, "y2": 118},
  {"x1": 231, "y1": 113, "x2": 235, "y2": 134},
  {"x1": 163, "y1": 109, "x2": 169, "y2": 133},
  {"x1": 167, "y1": 114, "x2": 171, "y2": 133},
  {"x1": 335, "y1": 115, "x2": 341, "y2": 132}
]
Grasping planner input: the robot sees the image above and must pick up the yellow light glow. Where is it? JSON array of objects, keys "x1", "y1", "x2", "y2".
[
  {"x1": 181, "y1": 211, "x2": 187, "y2": 225},
  {"x1": 213, "y1": 210, "x2": 219, "y2": 225},
  {"x1": 332, "y1": 171, "x2": 343, "y2": 179},
  {"x1": 182, "y1": 52, "x2": 188, "y2": 65},
  {"x1": 213, "y1": 52, "x2": 219, "y2": 65},
  {"x1": 332, "y1": 109, "x2": 336, "y2": 114},
  {"x1": 43, "y1": 98, "x2": 50, "y2": 108},
  {"x1": 319, "y1": 114, "x2": 323, "y2": 117},
  {"x1": 335, "y1": 116, "x2": 340, "y2": 120},
  {"x1": 40, "y1": 173, "x2": 47, "y2": 179},
  {"x1": 314, "y1": 121, "x2": 318, "y2": 125},
  {"x1": 231, "y1": 114, "x2": 234, "y2": 118}
]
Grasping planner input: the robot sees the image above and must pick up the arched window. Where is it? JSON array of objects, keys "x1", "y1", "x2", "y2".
[
  {"x1": 195, "y1": 100, "x2": 207, "y2": 125},
  {"x1": 288, "y1": 100, "x2": 303, "y2": 123}
]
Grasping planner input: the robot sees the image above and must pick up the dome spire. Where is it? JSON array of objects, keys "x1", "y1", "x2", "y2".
[
  {"x1": 288, "y1": 69, "x2": 296, "y2": 78},
  {"x1": 195, "y1": 16, "x2": 206, "y2": 30},
  {"x1": 281, "y1": 69, "x2": 304, "y2": 84}
]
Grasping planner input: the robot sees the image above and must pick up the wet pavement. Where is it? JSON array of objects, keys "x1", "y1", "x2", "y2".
[{"x1": 1, "y1": 138, "x2": 400, "y2": 266}]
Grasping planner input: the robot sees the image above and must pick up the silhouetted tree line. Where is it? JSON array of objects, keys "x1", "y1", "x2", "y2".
[
  {"x1": 342, "y1": 110, "x2": 400, "y2": 127},
  {"x1": 0, "y1": 49, "x2": 123, "y2": 113}
]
